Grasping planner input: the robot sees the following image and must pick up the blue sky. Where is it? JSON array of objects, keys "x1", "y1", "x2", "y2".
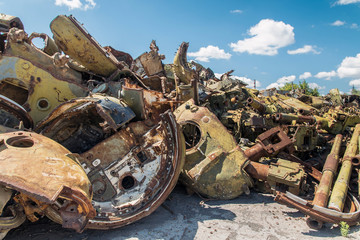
[{"x1": 1, "y1": 0, "x2": 360, "y2": 94}]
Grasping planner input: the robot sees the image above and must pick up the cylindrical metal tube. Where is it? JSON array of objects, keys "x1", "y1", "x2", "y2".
[
  {"x1": 275, "y1": 113, "x2": 316, "y2": 125},
  {"x1": 307, "y1": 134, "x2": 343, "y2": 230},
  {"x1": 313, "y1": 134, "x2": 343, "y2": 207},
  {"x1": 191, "y1": 79, "x2": 199, "y2": 106},
  {"x1": 298, "y1": 108, "x2": 311, "y2": 116},
  {"x1": 247, "y1": 97, "x2": 266, "y2": 114},
  {"x1": 244, "y1": 161, "x2": 269, "y2": 181},
  {"x1": 328, "y1": 124, "x2": 360, "y2": 211},
  {"x1": 351, "y1": 155, "x2": 360, "y2": 167},
  {"x1": 244, "y1": 143, "x2": 266, "y2": 162},
  {"x1": 358, "y1": 169, "x2": 360, "y2": 199}
]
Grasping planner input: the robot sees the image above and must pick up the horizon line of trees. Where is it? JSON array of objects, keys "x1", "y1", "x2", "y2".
[{"x1": 278, "y1": 80, "x2": 320, "y2": 97}]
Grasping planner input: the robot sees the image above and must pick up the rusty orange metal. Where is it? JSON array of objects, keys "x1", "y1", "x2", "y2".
[{"x1": 0, "y1": 131, "x2": 95, "y2": 232}]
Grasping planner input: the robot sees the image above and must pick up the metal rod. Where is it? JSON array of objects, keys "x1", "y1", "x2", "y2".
[
  {"x1": 328, "y1": 124, "x2": 360, "y2": 211},
  {"x1": 306, "y1": 134, "x2": 343, "y2": 229}
]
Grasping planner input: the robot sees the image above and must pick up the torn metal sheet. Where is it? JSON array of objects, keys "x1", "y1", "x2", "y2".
[
  {"x1": 42, "y1": 110, "x2": 186, "y2": 229},
  {"x1": 0, "y1": 131, "x2": 95, "y2": 232},
  {"x1": 35, "y1": 95, "x2": 135, "y2": 153},
  {"x1": 81, "y1": 111, "x2": 185, "y2": 229},
  {"x1": 28, "y1": 32, "x2": 60, "y2": 56},
  {"x1": 0, "y1": 13, "x2": 23, "y2": 32},
  {"x1": 121, "y1": 83, "x2": 173, "y2": 121},
  {"x1": 0, "y1": 94, "x2": 33, "y2": 129},
  {"x1": 134, "y1": 40, "x2": 165, "y2": 77}
]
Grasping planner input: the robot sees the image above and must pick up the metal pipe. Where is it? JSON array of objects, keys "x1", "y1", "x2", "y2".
[
  {"x1": 328, "y1": 124, "x2": 360, "y2": 211},
  {"x1": 358, "y1": 169, "x2": 360, "y2": 200},
  {"x1": 275, "y1": 113, "x2": 316, "y2": 125},
  {"x1": 244, "y1": 161, "x2": 268, "y2": 181},
  {"x1": 191, "y1": 79, "x2": 199, "y2": 106},
  {"x1": 244, "y1": 144, "x2": 266, "y2": 162},
  {"x1": 313, "y1": 134, "x2": 343, "y2": 207},
  {"x1": 298, "y1": 108, "x2": 311, "y2": 116},
  {"x1": 247, "y1": 97, "x2": 266, "y2": 114},
  {"x1": 306, "y1": 134, "x2": 343, "y2": 229},
  {"x1": 244, "y1": 126, "x2": 294, "y2": 162},
  {"x1": 351, "y1": 155, "x2": 360, "y2": 167}
]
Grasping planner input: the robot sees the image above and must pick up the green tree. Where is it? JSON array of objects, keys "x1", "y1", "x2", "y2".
[
  {"x1": 351, "y1": 85, "x2": 360, "y2": 96},
  {"x1": 279, "y1": 80, "x2": 319, "y2": 96}
]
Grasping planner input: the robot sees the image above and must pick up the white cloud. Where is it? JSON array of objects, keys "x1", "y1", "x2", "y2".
[
  {"x1": 336, "y1": 0, "x2": 360, "y2": 5},
  {"x1": 308, "y1": 82, "x2": 325, "y2": 90},
  {"x1": 287, "y1": 45, "x2": 320, "y2": 55},
  {"x1": 299, "y1": 72, "x2": 312, "y2": 79},
  {"x1": 351, "y1": 23, "x2": 359, "y2": 29},
  {"x1": 230, "y1": 19, "x2": 295, "y2": 56},
  {"x1": 232, "y1": 76, "x2": 261, "y2": 88},
  {"x1": 277, "y1": 75, "x2": 296, "y2": 84},
  {"x1": 337, "y1": 53, "x2": 360, "y2": 78},
  {"x1": 214, "y1": 73, "x2": 261, "y2": 88},
  {"x1": 230, "y1": 9, "x2": 243, "y2": 14},
  {"x1": 349, "y1": 79, "x2": 360, "y2": 87},
  {"x1": 266, "y1": 75, "x2": 296, "y2": 89},
  {"x1": 55, "y1": 0, "x2": 96, "y2": 10},
  {"x1": 266, "y1": 82, "x2": 283, "y2": 89},
  {"x1": 331, "y1": 20, "x2": 346, "y2": 26},
  {"x1": 314, "y1": 70, "x2": 337, "y2": 80},
  {"x1": 188, "y1": 45, "x2": 231, "y2": 62}
]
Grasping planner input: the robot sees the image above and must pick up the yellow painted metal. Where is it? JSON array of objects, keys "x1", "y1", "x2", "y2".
[
  {"x1": 0, "y1": 56, "x2": 87, "y2": 124},
  {"x1": 315, "y1": 109, "x2": 360, "y2": 134},
  {"x1": 174, "y1": 99, "x2": 253, "y2": 199},
  {"x1": 0, "y1": 13, "x2": 23, "y2": 31},
  {"x1": 0, "y1": 186, "x2": 12, "y2": 215},
  {"x1": 328, "y1": 124, "x2": 360, "y2": 211},
  {"x1": 313, "y1": 134, "x2": 342, "y2": 207},
  {"x1": 50, "y1": 15, "x2": 120, "y2": 77},
  {"x1": 0, "y1": 28, "x2": 88, "y2": 124},
  {"x1": 172, "y1": 42, "x2": 196, "y2": 84},
  {"x1": 4, "y1": 30, "x2": 83, "y2": 85},
  {"x1": 329, "y1": 88, "x2": 343, "y2": 106},
  {"x1": 267, "y1": 159, "x2": 306, "y2": 195}
]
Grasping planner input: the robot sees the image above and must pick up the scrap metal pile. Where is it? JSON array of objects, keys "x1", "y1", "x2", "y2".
[{"x1": 1, "y1": 13, "x2": 360, "y2": 238}]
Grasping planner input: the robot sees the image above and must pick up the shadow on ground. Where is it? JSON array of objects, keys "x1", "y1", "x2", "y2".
[{"x1": 5, "y1": 185, "x2": 360, "y2": 240}]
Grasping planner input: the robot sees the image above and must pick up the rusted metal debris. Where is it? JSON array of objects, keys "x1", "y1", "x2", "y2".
[
  {"x1": 1, "y1": 13, "x2": 360, "y2": 238},
  {"x1": 0, "y1": 131, "x2": 95, "y2": 233}
]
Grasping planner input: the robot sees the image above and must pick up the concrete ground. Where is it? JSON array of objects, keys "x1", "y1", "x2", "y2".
[{"x1": 5, "y1": 185, "x2": 360, "y2": 240}]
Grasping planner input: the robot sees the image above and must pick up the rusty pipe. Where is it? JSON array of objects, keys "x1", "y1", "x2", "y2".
[
  {"x1": 274, "y1": 113, "x2": 316, "y2": 125},
  {"x1": 244, "y1": 144, "x2": 266, "y2": 162},
  {"x1": 358, "y1": 169, "x2": 360, "y2": 200},
  {"x1": 244, "y1": 161, "x2": 269, "y2": 181},
  {"x1": 328, "y1": 124, "x2": 360, "y2": 212},
  {"x1": 275, "y1": 191, "x2": 360, "y2": 227},
  {"x1": 298, "y1": 108, "x2": 311, "y2": 116},
  {"x1": 191, "y1": 79, "x2": 199, "y2": 106},
  {"x1": 247, "y1": 97, "x2": 266, "y2": 114},
  {"x1": 307, "y1": 134, "x2": 343, "y2": 229},
  {"x1": 351, "y1": 155, "x2": 360, "y2": 167},
  {"x1": 313, "y1": 134, "x2": 343, "y2": 207},
  {"x1": 244, "y1": 126, "x2": 294, "y2": 162},
  {"x1": 0, "y1": 205, "x2": 26, "y2": 232}
]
